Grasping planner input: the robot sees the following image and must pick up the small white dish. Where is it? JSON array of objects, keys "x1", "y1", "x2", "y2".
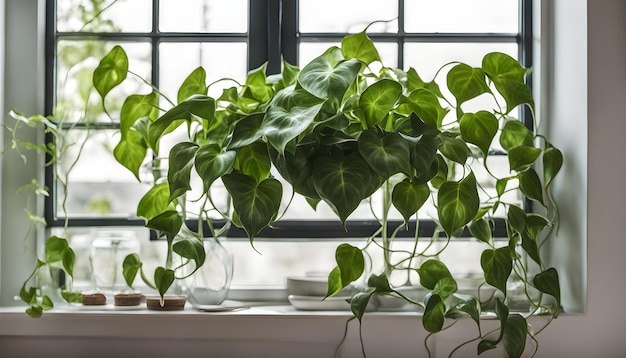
[{"x1": 288, "y1": 295, "x2": 379, "y2": 312}]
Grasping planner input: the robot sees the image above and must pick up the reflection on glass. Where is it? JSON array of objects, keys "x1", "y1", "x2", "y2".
[
  {"x1": 403, "y1": 42, "x2": 518, "y2": 81},
  {"x1": 57, "y1": 0, "x2": 152, "y2": 32},
  {"x1": 56, "y1": 129, "x2": 147, "y2": 218},
  {"x1": 159, "y1": 42, "x2": 247, "y2": 101},
  {"x1": 404, "y1": 0, "x2": 518, "y2": 33},
  {"x1": 299, "y1": 0, "x2": 397, "y2": 33},
  {"x1": 159, "y1": 0, "x2": 248, "y2": 32},
  {"x1": 56, "y1": 41, "x2": 151, "y2": 123}
]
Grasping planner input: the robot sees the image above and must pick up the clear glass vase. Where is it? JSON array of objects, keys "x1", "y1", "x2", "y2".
[{"x1": 183, "y1": 237, "x2": 233, "y2": 306}]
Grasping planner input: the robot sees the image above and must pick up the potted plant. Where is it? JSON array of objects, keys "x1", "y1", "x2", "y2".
[{"x1": 91, "y1": 26, "x2": 561, "y2": 356}]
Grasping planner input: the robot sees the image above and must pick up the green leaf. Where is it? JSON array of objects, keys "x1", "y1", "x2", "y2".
[
  {"x1": 500, "y1": 121, "x2": 534, "y2": 151},
  {"x1": 368, "y1": 273, "x2": 393, "y2": 294},
  {"x1": 146, "y1": 210, "x2": 183, "y2": 238},
  {"x1": 392, "y1": 178, "x2": 430, "y2": 225},
  {"x1": 459, "y1": 111, "x2": 498, "y2": 157},
  {"x1": 195, "y1": 145, "x2": 236, "y2": 192},
  {"x1": 447, "y1": 294, "x2": 481, "y2": 328},
  {"x1": 358, "y1": 130, "x2": 412, "y2": 178},
  {"x1": 173, "y1": 236, "x2": 206, "y2": 269},
  {"x1": 519, "y1": 168, "x2": 544, "y2": 204},
  {"x1": 439, "y1": 135, "x2": 469, "y2": 164},
  {"x1": 543, "y1": 145, "x2": 563, "y2": 187},
  {"x1": 411, "y1": 135, "x2": 441, "y2": 182},
  {"x1": 178, "y1": 67, "x2": 207, "y2": 103},
  {"x1": 351, "y1": 289, "x2": 375, "y2": 321},
  {"x1": 423, "y1": 294, "x2": 446, "y2": 333},
  {"x1": 235, "y1": 142, "x2": 272, "y2": 182},
  {"x1": 533, "y1": 267, "x2": 561, "y2": 312},
  {"x1": 478, "y1": 298, "x2": 509, "y2": 354},
  {"x1": 437, "y1": 172, "x2": 480, "y2": 237},
  {"x1": 62, "y1": 248, "x2": 75, "y2": 278},
  {"x1": 312, "y1": 152, "x2": 381, "y2": 225},
  {"x1": 507, "y1": 205, "x2": 527, "y2": 234},
  {"x1": 269, "y1": 146, "x2": 319, "y2": 200},
  {"x1": 148, "y1": 95, "x2": 216, "y2": 149},
  {"x1": 222, "y1": 173, "x2": 282, "y2": 240},
  {"x1": 60, "y1": 290, "x2": 83, "y2": 304},
  {"x1": 481, "y1": 247, "x2": 513, "y2": 295},
  {"x1": 26, "y1": 306, "x2": 43, "y2": 318},
  {"x1": 335, "y1": 243, "x2": 365, "y2": 287},
  {"x1": 503, "y1": 314, "x2": 528, "y2": 358},
  {"x1": 359, "y1": 79, "x2": 403, "y2": 128},
  {"x1": 228, "y1": 113, "x2": 265, "y2": 150},
  {"x1": 262, "y1": 86, "x2": 324, "y2": 154},
  {"x1": 417, "y1": 260, "x2": 454, "y2": 290},
  {"x1": 154, "y1": 267, "x2": 175, "y2": 299},
  {"x1": 168, "y1": 142, "x2": 199, "y2": 201},
  {"x1": 137, "y1": 182, "x2": 172, "y2": 220},
  {"x1": 483, "y1": 52, "x2": 533, "y2": 114},
  {"x1": 446, "y1": 63, "x2": 490, "y2": 106},
  {"x1": 45, "y1": 236, "x2": 69, "y2": 264},
  {"x1": 298, "y1": 50, "x2": 361, "y2": 102},
  {"x1": 396, "y1": 89, "x2": 448, "y2": 128},
  {"x1": 114, "y1": 129, "x2": 149, "y2": 180},
  {"x1": 93, "y1": 45, "x2": 128, "y2": 99},
  {"x1": 245, "y1": 63, "x2": 273, "y2": 103},
  {"x1": 326, "y1": 266, "x2": 343, "y2": 297},
  {"x1": 433, "y1": 277, "x2": 458, "y2": 300},
  {"x1": 469, "y1": 218, "x2": 492, "y2": 244},
  {"x1": 341, "y1": 31, "x2": 380, "y2": 64},
  {"x1": 122, "y1": 253, "x2": 142, "y2": 288},
  {"x1": 508, "y1": 145, "x2": 541, "y2": 172}
]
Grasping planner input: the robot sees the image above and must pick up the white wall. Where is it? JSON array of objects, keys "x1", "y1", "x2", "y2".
[{"x1": 2, "y1": 0, "x2": 626, "y2": 357}]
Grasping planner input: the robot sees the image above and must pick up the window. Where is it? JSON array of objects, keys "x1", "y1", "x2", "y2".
[{"x1": 46, "y1": 0, "x2": 530, "y2": 288}]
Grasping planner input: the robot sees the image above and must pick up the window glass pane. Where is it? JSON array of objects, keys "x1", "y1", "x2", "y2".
[
  {"x1": 57, "y1": 130, "x2": 147, "y2": 218},
  {"x1": 57, "y1": 0, "x2": 152, "y2": 32},
  {"x1": 159, "y1": 0, "x2": 248, "y2": 32},
  {"x1": 159, "y1": 42, "x2": 247, "y2": 101},
  {"x1": 404, "y1": 42, "x2": 518, "y2": 82},
  {"x1": 56, "y1": 41, "x2": 152, "y2": 123},
  {"x1": 404, "y1": 0, "x2": 518, "y2": 33},
  {"x1": 299, "y1": 0, "x2": 398, "y2": 33}
]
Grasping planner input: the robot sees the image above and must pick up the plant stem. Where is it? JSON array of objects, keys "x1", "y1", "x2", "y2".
[{"x1": 381, "y1": 180, "x2": 393, "y2": 277}]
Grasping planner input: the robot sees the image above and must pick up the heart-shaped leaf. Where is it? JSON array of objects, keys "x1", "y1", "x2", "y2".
[
  {"x1": 397, "y1": 89, "x2": 448, "y2": 128},
  {"x1": 423, "y1": 294, "x2": 446, "y2": 333},
  {"x1": 235, "y1": 142, "x2": 272, "y2": 182},
  {"x1": 195, "y1": 145, "x2": 236, "y2": 192},
  {"x1": 392, "y1": 179, "x2": 430, "y2": 225},
  {"x1": 447, "y1": 63, "x2": 490, "y2": 107},
  {"x1": 269, "y1": 146, "x2": 319, "y2": 199},
  {"x1": 45, "y1": 236, "x2": 69, "y2": 264},
  {"x1": 481, "y1": 247, "x2": 512, "y2": 295},
  {"x1": 439, "y1": 135, "x2": 469, "y2": 164},
  {"x1": 173, "y1": 236, "x2": 206, "y2": 269},
  {"x1": 447, "y1": 294, "x2": 481, "y2": 328},
  {"x1": 177, "y1": 67, "x2": 207, "y2": 103},
  {"x1": 482, "y1": 52, "x2": 533, "y2": 114},
  {"x1": 460, "y1": 111, "x2": 498, "y2": 157},
  {"x1": 500, "y1": 120, "x2": 534, "y2": 151},
  {"x1": 262, "y1": 87, "x2": 324, "y2": 154},
  {"x1": 222, "y1": 173, "x2": 282, "y2": 240},
  {"x1": 168, "y1": 142, "x2": 199, "y2": 201},
  {"x1": 93, "y1": 45, "x2": 128, "y2": 99},
  {"x1": 154, "y1": 267, "x2": 176, "y2": 300},
  {"x1": 469, "y1": 218, "x2": 492, "y2": 244},
  {"x1": 146, "y1": 210, "x2": 183, "y2": 239},
  {"x1": 503, "y1": 314, "x2": 528, "y2": 358},
  {"x1": 228, "y1": 113, "x2": 265, "y2": 150},
  {"x1": 341, "y1": 31, "x2": 380, "y2": 64},
  {"x1": 433, "y1": 276, "x2": 458, "y2": 300},
  {"x1": 411, "y1": 135, "x2": 441, "y2": 182},
  {"x1": 417, "y1": 259, "x2": 454, "y2": 290},
  {"x1": 137, "y1": 182, "x2": 172, "y2": 220},
  {"x1": 543, "y1": 145, "x2": 563, "y2": 187},
  {"x1": 351, "y1": 289, "x2": 375, "y2": 321},
  {"x1": 62, "y1": 248, "x2": 76, "y2": 279},
  {"x1": 114, "y1": 129, "x2": 149, "y2": 180},
  {"x1": 508, "y1": 145, "x2": 541, "y2": 172},
  {"x1": 298, "y1": 50, "x2": 361, "y2": 102},
  {"x1": 437, "y1": 172, "x2": 479, "y2": 237},
  {"x1": 312, "y1": 152, "x2": 381, "y2": 224},
  {"x1": 519, "y1": 168, "x2": 544, "y2": 204},
  {"x1": 359, "y1": 79, "x2": 403, "y2": 128},
  {"x1": 533, "y1": 267, "x2": 561, "y2": 312},
  {"x1": 122, "y1": 253, "x2": 142, "y2": 288},
  {"x1": 358, "y1": 130, "x2": 412, "y2": 178}
]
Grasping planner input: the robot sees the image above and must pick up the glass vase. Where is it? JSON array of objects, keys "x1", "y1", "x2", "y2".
[{"x1": 183, "y1": 237, "x2": 233, "y2": 306}]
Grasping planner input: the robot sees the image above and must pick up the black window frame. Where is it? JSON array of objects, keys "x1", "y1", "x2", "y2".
[{"x1": 44, "y1": 0, "x2": 532, "y2": 240}]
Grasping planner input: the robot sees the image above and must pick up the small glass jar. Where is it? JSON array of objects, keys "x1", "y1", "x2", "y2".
[{"x1": 89, "y1": 230, "x2": 140, "y2": 296}]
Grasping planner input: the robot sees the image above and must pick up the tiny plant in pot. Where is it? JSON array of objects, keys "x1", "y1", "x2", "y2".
[{"x1": 92, "y1": 24, "x2": 562, "y2": 356}]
